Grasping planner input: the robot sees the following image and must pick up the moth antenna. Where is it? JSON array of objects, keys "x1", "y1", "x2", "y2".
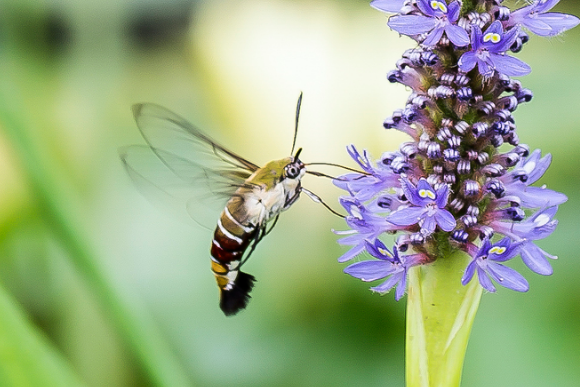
[
  {"x1": 305, "y1": 162, "x2": 368, "y2": 174},
  {"x1": 305, "y1": 170, "x2": 338, "y2": 180},
  {"x1": 301, "y1": 188, "x2": 345, "y2": 218},
  {"x1": 290, "y1": 91, "x2": 303, "y2": 156}
]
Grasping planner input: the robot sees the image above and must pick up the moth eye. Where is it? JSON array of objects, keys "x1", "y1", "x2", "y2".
[{"x1": 286, "y1": 164, "x2": 301, "y2": 179}]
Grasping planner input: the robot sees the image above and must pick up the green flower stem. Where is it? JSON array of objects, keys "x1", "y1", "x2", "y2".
[
  {"x1": 0, "y1": 108, "x2": 192, "y2": 386},
  {"x1": 406, "y1": 250, "x2": 482, "y2": 387}
]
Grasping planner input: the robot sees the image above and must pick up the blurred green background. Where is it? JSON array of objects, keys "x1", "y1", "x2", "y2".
[{"x1": 0, "y1": 0, "x2": 578, "y2": 386}]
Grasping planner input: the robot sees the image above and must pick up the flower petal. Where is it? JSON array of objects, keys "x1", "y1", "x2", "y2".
[
  {"x1": 520, "y1": 242, "x2": 554, "y2": 275},
  {"x1": 365, "y1": 239, "x2": 394, "y2": 261},
  {"x1": 534, "y1": 13, "x2": 580, "y2": 36},
  {"x1": 445, "y1": 24, "x2": 470, "y2": 47},
  {"x1": 387, "y1": 206, "x2": 425, "y2": 226},
  {"x1": 494, "y1": 24, "x2": 520, "y2": 52},
  {"x1": 388, "y1": 15, "x2": 438, "y2": 36},
  {"x1": 515, "y1": 186, "x2": 567, "y2": 208},
  {"x1": 370, "y1": 0, "x2": 406, "y2": 13},
  {"x1": 485, "y1": 20, "x2": 504, "y2": 36},
  {"x1": 371, "y1": 270, "x2": 404, "y2": 293},
  {"x1": 435, "y1": 184, "x2": 450, "y2": 208},
  {"x1": 486, "y1": 262, "x2": 529, "y2": 292},
  {"x1": 471, "y1": 25, "x2": 482, "y2": 50},
  {"x1": 522, "y1": 17, "x2": 554, "y2": 36},
  {"x1": 422, "y1": 26, "x2": 445, "y2": 47},
  {"x1": 338, "y1": 244, "x2": 365, "y2": 263},
  {"x1": 477, "y1": 265, "x2": 497, "y2": 293},
  {"x1": 394, "y1": 272, "x2": 408, "y2": 300},
  {"x1": 461, "y1": 260, "x2": 477, "y2": 286},
  {"x1": 344, "y1": 260, "x2": 395, "y2": 281},
  {"x1": 434, "y1": 209, "x2": 456, "y2": 231},
  {"x1": 458, "y1": 52, "x2": 477, "y2": 72},
  {"x1": 478, "y1": 57, "x2": 496, "y2": 77},
  {"x1": 447, "y1": 1, "x2": 461, "y2": 22},
  {"x1": 535, "y1": 0, "x2": 561, "y2": 13},
  {"x1": 416, "y1": 0, "x2": 436, "y2": 17},
  {"x1": 526, "y1": 152, "x2": 551, "y2": 184},
  {"x1": 421, "y1": 215, "x2": 437, "y2": 234},
  {"x1": 491, "y1": 54, "x2": 531, "y2": 77}
]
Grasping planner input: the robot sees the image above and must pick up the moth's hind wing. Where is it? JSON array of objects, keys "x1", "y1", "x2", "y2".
[
  {"x1": 120, "y1": 145, "x2": 249, "y2": 229},
  {"x1": 122, "y1": 103, "x2": 260, "y2": 228}
]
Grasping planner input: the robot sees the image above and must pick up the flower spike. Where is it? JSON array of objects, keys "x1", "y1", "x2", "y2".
[{"x1": 336, "y1": 0, "x2": 574, "y2": 298}]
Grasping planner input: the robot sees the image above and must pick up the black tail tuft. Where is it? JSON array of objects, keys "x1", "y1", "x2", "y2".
[{"x1": 219, "y1": 271, "x2": 256, "y2": 316}]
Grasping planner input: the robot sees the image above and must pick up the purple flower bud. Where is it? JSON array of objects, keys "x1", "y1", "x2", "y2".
[{"x1": 452, "y1": 229, "x2": 469, "y2": 243}]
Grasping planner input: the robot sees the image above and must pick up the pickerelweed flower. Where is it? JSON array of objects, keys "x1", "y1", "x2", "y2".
[
  {"x1": 461, "y1": 236, "x2": 528, "y2": 293},
  {"x1": 388, "y1": 0, "x2": 470, "y2": 47},
  {"x1": 505, "y1": 0, "x2": 580, "y2": 37},
  {"x1": 337, "y1": 0, "x2": 575, "y2": 301},
  {"x1": 344, "y1": 239, "x2": 425, "y2": 300},
  {"x1": 371, "y1": 0, "x2": 405, "y2": 14},
  {"x1": 458, "y1": 20, "x2": 531, "y2": 77}
]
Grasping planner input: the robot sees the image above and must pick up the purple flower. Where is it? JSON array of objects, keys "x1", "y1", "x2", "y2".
[
  {"x1": 458, "y1": 21, "x2": 531, "y2": 77},
  {"x1": 498, "y1": 150, "x2": 568, "y2": 208},
  {"x1": 336, "y1": 1, "x2": 569, "y2": 298},
  {"x1": 507, "y1": 0, "x2": 580, "y2": 37},
  {"x1": 335, "y1": 197, "x2": 395, "y2": 262},
  {"x1": 387, "y1": 178, "x2": 456, "y2": 234},
  {"x1": 491, "y1": 207, "x2": 560, "y2": 275},
  {"x1": 462, "y1": 237, "x2": 529, "y2": 293},
  {"x1": 334, "y1": 145, "x2": 399, "y2": 201},
  {"x1": 344, "y1": 239, "x2": 424, "y2": 300},
  {"x1": 371, "y1": 0, "x2": 405, "y2": 14},
  {"x1": 388, "y1": 0, "x2": 469, "y2": 47}
]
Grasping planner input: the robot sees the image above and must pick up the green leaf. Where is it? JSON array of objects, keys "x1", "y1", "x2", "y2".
[
  {"x1": 0, "y1": 92, "x2": 192, "y2": 386},
  {"x1": 0, "y1": 282, "x2": 85, "y2": 387}
]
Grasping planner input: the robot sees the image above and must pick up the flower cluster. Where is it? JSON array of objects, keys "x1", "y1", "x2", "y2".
[{"x1": 336, "y1": 0, "x2": 576, "y2": 296}]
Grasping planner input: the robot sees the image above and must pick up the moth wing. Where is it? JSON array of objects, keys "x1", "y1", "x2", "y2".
[
  {"x1": 121, "y1": 103, "x2": 259, "y2": 229},
  {"x1": 132, "y1": 103, "x2": 259, "y2": 174}
]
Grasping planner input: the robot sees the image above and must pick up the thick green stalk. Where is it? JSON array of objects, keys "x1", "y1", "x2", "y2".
[
  {"x1": 406, "y1": 250, "x2": 482, "y2": 387},
  {"x1": 0, "y1": 107, "x2": 192, "y2": 386}
]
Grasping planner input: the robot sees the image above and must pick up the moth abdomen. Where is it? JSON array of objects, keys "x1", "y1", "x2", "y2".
[{"x1": 219, "y1": 271, "x2": 256, "y2": 316}]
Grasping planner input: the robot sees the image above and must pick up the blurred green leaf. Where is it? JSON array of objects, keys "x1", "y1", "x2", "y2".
[
  {"x1": 0, "y1": 88, "x2": 192, "y2": 386},
  {"x1": 0, "y1": 281, "x2": 85, "y2": 387}
]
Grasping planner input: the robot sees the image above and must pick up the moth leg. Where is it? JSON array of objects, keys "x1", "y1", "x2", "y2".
[
  {"x1": 283, "y1": 187, "x2": 302, "y2": 209},
  {"x1": 302, "y1": 187, "x2": 345, "y2": 218}
]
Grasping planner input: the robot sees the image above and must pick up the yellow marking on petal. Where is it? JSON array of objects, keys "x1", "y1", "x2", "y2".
[
  {"x1": 378, "y1": 247, "x2": 393, "y2": 258},
  {"x1": 489, "y1": 246, "x2": 506, "y2": 255},
  {"x1": 419, "y1": 189, "x2": 436, "y2": 200},
  {"x1": 430, "y1": 0, "x2": 447, "y2": 12},
  {"x1": 483, "y1": 33, "x2": 501, "y2": 44}
]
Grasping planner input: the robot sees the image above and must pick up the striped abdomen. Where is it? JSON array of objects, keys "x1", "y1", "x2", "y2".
[{"x1": 210, "y1": 199, "x2": 258, "y2": 316}]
